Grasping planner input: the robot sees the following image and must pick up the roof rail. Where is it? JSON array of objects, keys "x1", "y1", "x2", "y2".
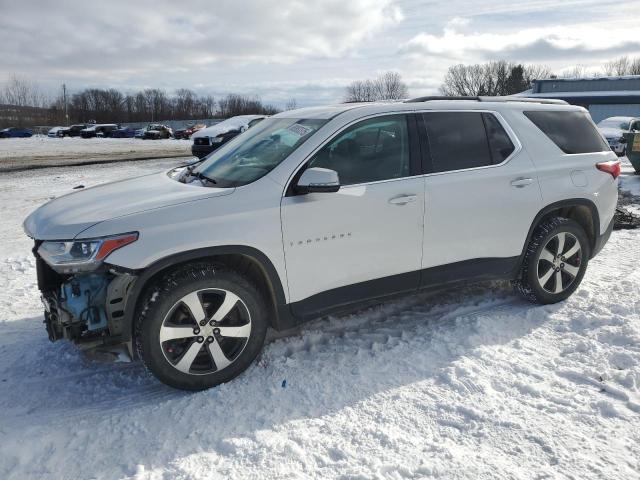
[
  {"x1": 405, "y1": 95, "x2": 568, "y2": 105},
  {"x1": 405, "y1": 96, "x2": 480, "y2": 102}
]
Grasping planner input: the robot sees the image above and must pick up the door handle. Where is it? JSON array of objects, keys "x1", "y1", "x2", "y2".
[
  {"x1": 388, "y1": 194, "x2": 417, "y2": 205},
  {"x1": 510, "y1": 177, "x2": 533, "y2": 188}
]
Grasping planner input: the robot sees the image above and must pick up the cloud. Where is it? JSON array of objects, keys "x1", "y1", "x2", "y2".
[
  {"x1": 0, "y1": 0, "x2": 402, "y2": 79},
  {"x1": 400, "y1": 21, "x2": 640, "y2": 62}
]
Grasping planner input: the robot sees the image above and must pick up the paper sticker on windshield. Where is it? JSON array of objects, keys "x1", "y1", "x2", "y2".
[{"x1": 287, "y1": 123, "x2": 313, "y2": 137}]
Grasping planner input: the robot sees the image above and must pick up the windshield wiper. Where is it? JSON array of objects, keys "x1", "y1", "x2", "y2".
[
  {"x1": 182, "y1": 157, "x2": 206, "y2": 169},
  {"x1": 191, "y1": 170, "x2": 217, "y2": 185}
]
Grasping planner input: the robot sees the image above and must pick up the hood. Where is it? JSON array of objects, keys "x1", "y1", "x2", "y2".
[
  {"x1": 598, "y1": 127, "x2": 624, "y2": 139},
  {"x1": 24, "y1": 170, "x2": 234, "y2": 240},
  {"x1": 191, "y1": 119, "x2": 260, "y2": 138}
]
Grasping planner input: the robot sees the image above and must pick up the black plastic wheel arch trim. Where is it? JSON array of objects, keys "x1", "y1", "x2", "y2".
[
  {"x1": 519, "y1": 198, "x2": 601, "y2": 264},
  {"x1": 112, "y1": 245, "x2": 291, "y2": 344}
]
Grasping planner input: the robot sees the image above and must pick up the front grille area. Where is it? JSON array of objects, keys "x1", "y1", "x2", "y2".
[{"x1": 194, "y1": 137, "x2": 210, "y2": 146}]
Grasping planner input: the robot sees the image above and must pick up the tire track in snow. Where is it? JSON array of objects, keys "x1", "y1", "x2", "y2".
[{"x1": 1, "y1": 288, "x2": 519, "y2": 431}]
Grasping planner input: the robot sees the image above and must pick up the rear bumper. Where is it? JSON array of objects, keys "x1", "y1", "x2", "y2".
[{"x1": 592, "y1": 216, "x2": 614, "y2": 258}]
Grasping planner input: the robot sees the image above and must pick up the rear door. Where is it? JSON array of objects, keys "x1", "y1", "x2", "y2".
[{"x1": 419, "y1": 110, "x2": 542, "y2": 278}]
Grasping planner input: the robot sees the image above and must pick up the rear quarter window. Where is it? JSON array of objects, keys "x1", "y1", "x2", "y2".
[{"x1": 524, "y1": 110, "x2": 609, "y2": 154}]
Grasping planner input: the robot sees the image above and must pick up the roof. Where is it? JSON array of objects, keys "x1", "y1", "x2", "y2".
[
  {"x1": 274, "y1": 104, "x2": 365, "y2": 119},
  {"x1": 523, "y1": 90, "x2": 640, "y2": 98},
  {"x1": 276, "y1": 97, "x2": 577, "y2": 120},
  {"x1": 535, "y1": 75, "x2": 640, "y2": 83},
  {"x1": 531, "y1": 75, "x2": 640, "y2": 95}
]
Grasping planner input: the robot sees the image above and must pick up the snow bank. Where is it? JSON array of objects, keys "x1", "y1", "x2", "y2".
[
  {"x1": 0, "y1": 137, "x2": 191, "y2": 160},
  {"x1": 0, "y1": 160, "x2": 639, "y2": 479},
  {"x1": 0, "y1": 137, "x2": 192, "y2": 171}
]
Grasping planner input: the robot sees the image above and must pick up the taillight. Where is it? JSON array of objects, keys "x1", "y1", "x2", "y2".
[{"x1": 596, "y1": 160, "x2": 621, "y2": 179}]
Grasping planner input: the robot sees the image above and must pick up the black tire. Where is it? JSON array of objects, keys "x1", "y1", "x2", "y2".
[
  {"x1": 513, "y1": 217, "x2": 590, "y2": 304},
  {"x1": 135, "y1": 264, "x2": 268, "y2": 390}
]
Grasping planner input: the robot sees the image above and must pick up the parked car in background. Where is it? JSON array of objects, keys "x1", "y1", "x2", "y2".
[
  {"x1": 47, "y1": 127, "x2": 64, "y2": 138},
  {"x1": 0, "y1": 127, "x2": 33, "y2": 138},
  {"x1": 174, "y1": 124, "x2": 206, "y2": 140},
  {"x1": 191, "y1": 115, "x2": 266, "y2": 158},
  {"x1": 111, "y1": 126, "x2": 138, "y2": 138},
  {"x1": 23, "y1": 98, "x2": 619, "y2": 390},
  {"x1": 143, "y1": 124, "x2": 173, "y2": 140},
  {"x1": 57, "y1": 124, "x2": 88, "y2": 137},
  {"x1": 80, "y1": 124, "x2": 119, "y2": 138},
  {"x1": 597, "y1": 116, "x2": 640, "y2": 156}
]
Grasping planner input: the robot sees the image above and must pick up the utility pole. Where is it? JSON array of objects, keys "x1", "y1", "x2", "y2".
[{"x1": 62, "y1": 83, "x2": 68, "y2": 124}]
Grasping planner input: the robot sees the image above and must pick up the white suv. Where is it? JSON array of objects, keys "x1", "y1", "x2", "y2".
[{"x1": 24, "y1": 97, "x2": 619, "y2": 390}]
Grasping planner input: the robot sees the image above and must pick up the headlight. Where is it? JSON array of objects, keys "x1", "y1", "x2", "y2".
[
  {"x1": 210, "y1": 136, "x2": 224, "y2": 143},
  {"x1": 38, "y1": 232, "x2": 138, "y2": 273}
]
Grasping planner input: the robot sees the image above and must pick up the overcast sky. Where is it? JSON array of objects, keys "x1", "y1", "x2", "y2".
[{"x1": 1, "y1": 0, "x2": 639, "y2": 107}]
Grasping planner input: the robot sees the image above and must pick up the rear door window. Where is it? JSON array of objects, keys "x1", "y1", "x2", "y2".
[
  {"x1": 422, "y1": 112, "x2": 493, "y2": 173},
  {"x1": 482, "y1": 113, "x2": 515, "y2": 163},
  {"x1": 524, "y1": 110, "x2": 610, "y2": 154}
]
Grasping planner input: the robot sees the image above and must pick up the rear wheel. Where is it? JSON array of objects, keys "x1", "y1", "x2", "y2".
[
  {"x1": 513, "y1": 217, "x2": 590, "y2": 304},
  {"x1": 135, "y1": 264, "x2": 268, "y2": 390}
]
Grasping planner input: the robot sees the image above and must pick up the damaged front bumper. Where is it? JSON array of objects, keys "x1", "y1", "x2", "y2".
[{"x1": 35, "y1": 246, "x2": 137, "y2": 348}]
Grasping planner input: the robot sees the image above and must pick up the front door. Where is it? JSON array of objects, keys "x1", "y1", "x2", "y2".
[{"x1": 281, "y1": 114, "x2": 425, "y2": 316}]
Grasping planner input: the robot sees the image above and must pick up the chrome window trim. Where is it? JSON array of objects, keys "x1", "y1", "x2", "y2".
[{"x1": 282, "y1": 109, "x2": 524, "y2": 195}]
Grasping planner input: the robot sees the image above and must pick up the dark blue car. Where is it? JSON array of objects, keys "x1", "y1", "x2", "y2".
[
  {"x1": 111, "y1": 126, "x2": 138, "y2": 138},
  {"x1": 0, "y1": 127, "x2": 33, "y2": 138}
]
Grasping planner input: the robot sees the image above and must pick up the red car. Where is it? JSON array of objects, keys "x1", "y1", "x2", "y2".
[{"x1": 173, "y1": 124, "x2": 206, "y2": 140}]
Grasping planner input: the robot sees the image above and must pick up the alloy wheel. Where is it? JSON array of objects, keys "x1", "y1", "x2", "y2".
[
  {"x1": 159, "y1": 288, "x2": 252, "y2": 375},
  {"x1": 536, "y1": 232, "x2": 582, "y2": 294}
]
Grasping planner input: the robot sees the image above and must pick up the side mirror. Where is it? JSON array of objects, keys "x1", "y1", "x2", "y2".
[{"x1": 296, "y1": 167, "x2": 340, "y2": 194}]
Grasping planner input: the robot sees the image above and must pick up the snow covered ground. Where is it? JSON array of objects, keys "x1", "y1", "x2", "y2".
[
  {"x1": 620, "y1": 157, "x2": 640, "y2": 196},
  {"x1": 0, "y1": 137, "x2": 191, "y2": 171},
  {"x1": 0, "y1": 159, "x2": 639, "y2": 479}
]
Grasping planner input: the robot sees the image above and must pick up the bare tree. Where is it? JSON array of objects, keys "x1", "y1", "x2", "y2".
[
  {"x1": 560, "y1": 65, "x2": 594, "y2": 78},
  {"x1": 440, "y1": 61, "x2": 554, "y2": 96},
  {"x1": 345, "y1": 79, "x2": 375, "y2": 102},
  {"x1": 373, "y1": 71, "x2": 409, "y2": 100},
  {"x1": 0, "y1": 74, "x2": 51, "y2": 125},
  {"x1": 0, "y1": 74, "x2": 279, "y2": 127},
  {"x1": 3, "y1": 74, "x2": 31, "y2": 107},
  {"x1": 217, "y1": 94, "x2": 279, "y2": 117},
  {"x1": 603, "y1": 56, "x2": 640, "y2": 76},
  {"x1": 604, "y1": 56, "x2": 630, "y2": 76},
  {"x1": 523, "y1": 64, "x2": 554, "y2": 84},
  {"x1": 285, "y1": 98, "x2": 298, "y2": 111},
  {"x1": 345, "y1": 71, "x2": 409, "y2": 102}
]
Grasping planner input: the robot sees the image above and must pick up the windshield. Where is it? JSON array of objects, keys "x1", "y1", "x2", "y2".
[
  {"x1": 598, "y1": 119, "x2": 630, "y2": 130},
  {"x1": 194, "y1": 118, "x2": 326, "y2": 187}
]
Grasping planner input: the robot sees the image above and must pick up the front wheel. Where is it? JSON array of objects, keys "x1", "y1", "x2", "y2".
[
  {"x1": 135, "y1": 264, "x2": 268, "y2": 390},
  {"x1": 513, "y1": 217, "x2": 590, "y2": 304}
]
